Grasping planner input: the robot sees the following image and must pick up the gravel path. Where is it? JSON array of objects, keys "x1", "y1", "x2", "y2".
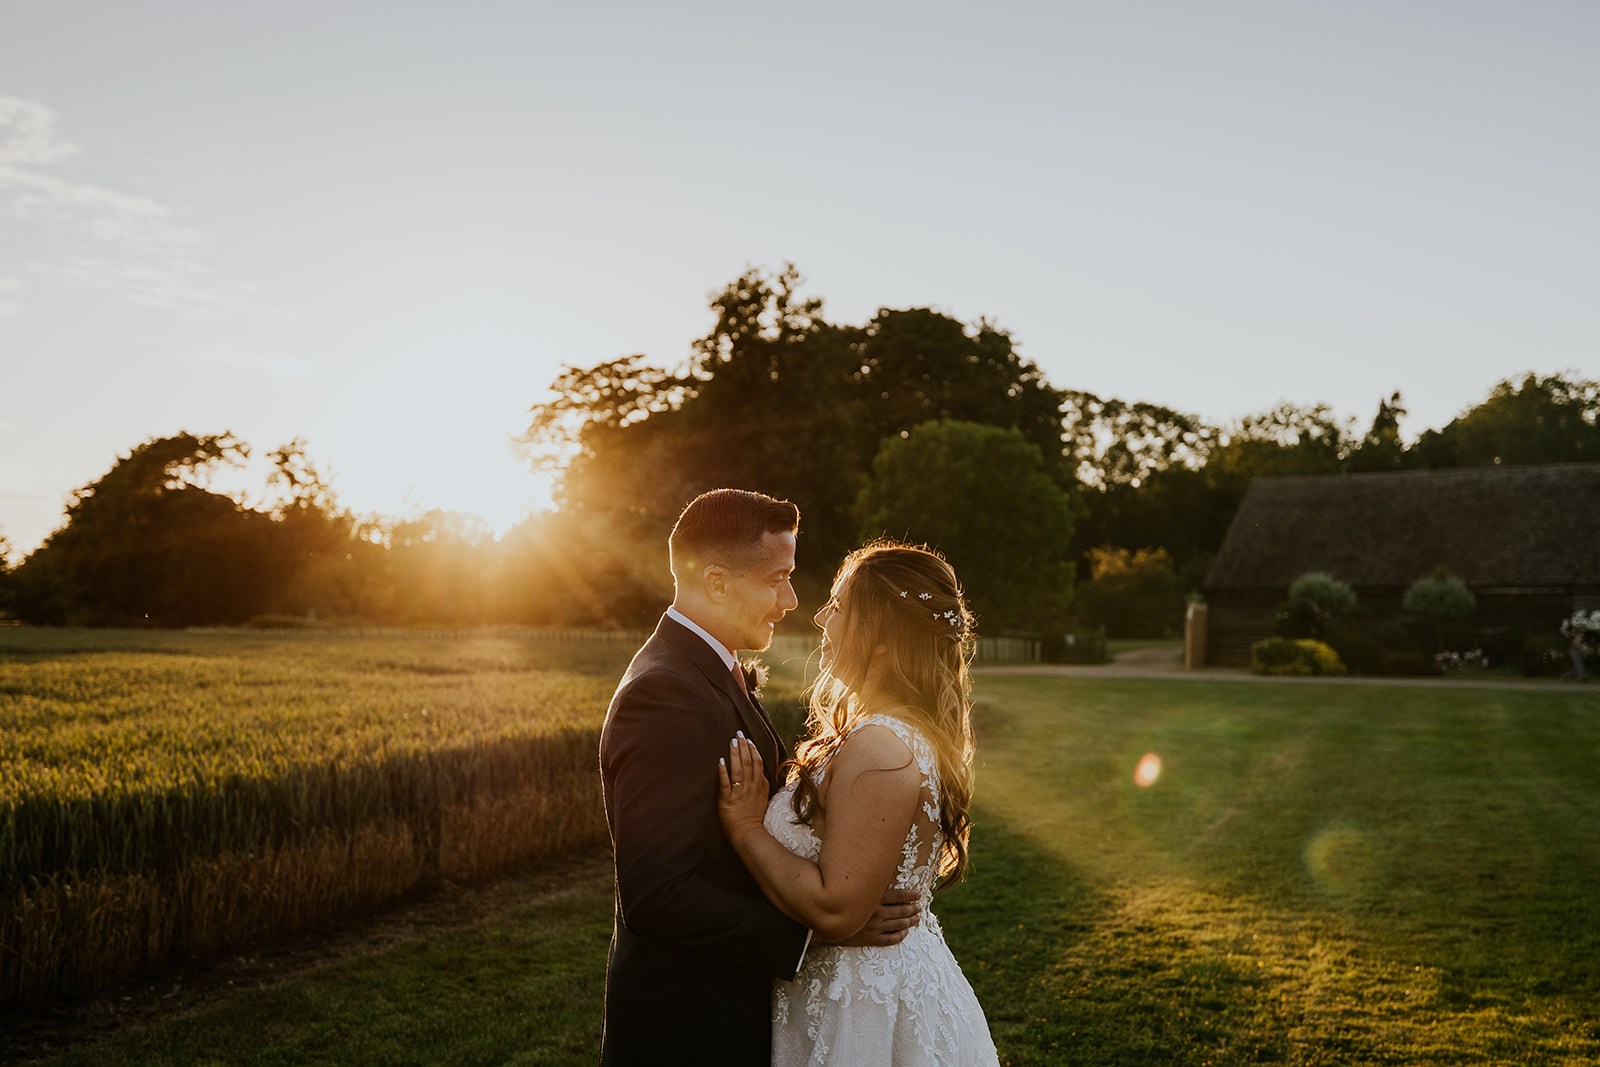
[{"x1": 975, "y1": 647, "x2": 1597, "y2": 694}]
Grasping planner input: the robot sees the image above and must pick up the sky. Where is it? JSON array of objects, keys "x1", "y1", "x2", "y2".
[{"x1": 3, "y1": 1, "x2": 1597, "y2": 559}]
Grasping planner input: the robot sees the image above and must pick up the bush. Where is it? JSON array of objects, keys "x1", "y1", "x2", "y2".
[
  {"x1": 1403, "y1": 565, "x2": 1476, "y2": 618},
  {"x1": 1433, "y1": 648, "x2": 1487, "y2": 674},
  {"x1": 1384, "y1": 650, "x2": 1434, "y2": 676},
  {"x1": 1251, "y1": 637, "x2": 1348, "y2": 676},
  {"x1": 1274, "y1": 572, "x2": 1357, "y2": 639},
  {"x1": 1072, "y1": 546, "x2": 1182, "y2": 638},
  {"x1": 1521, "y1": 634, "x2": 1568, "y2": 677},
  {"x1": 1323, "y1": 621, "x2": 1387, "y2": 676}
]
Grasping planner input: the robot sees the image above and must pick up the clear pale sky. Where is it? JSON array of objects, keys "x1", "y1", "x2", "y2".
[{"x1": 3, "y1": 1, "x2": 1597, "y2": 558}]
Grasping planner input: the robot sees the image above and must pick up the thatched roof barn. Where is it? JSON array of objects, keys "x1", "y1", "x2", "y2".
[{"x1": 1201, "y1": 463, "x2": 1600, "y2": 665}]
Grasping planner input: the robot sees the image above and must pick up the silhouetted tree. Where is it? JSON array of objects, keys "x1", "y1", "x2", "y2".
[
  {"x1": 521, "y1": 265, "x2": 1070, "y2": 615},
  {"x1": 0, "y1": 531, "x2": 13, "y2": 618},
  {"x1": 1061, "y1": 391, "x2": 1215, "y2": 489},
  {"x1": 1346, "y1": 391, "x2": 1408, "y2": 472},
  {"x1": 9, "y1": 433, "x2": 284, "y2": 625},
  {"x1": 1409, "y1": 372, "x2": 1600, "y2": 468}
]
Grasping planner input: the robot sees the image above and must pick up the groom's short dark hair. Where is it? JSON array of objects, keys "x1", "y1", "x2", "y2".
[{"x1": 670, "y1": 489, "x2": 799, "y2": 579}]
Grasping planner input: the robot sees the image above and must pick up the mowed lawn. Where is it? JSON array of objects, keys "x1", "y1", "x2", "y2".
[{"x1": 20, "y1": 672, "x2": 1600, "y2": 1066}]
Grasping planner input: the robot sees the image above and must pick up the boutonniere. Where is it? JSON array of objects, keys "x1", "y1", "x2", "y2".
[{"x1": 738, "y1": 659, "x2": 768, "y2": 697}]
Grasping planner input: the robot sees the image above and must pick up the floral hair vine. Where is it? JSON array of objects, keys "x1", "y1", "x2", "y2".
[{"x1": 897, "y1": 590, "x2": 967, "y2": 631}]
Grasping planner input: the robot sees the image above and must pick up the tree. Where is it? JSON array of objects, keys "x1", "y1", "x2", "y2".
[
  {"x1": 1403, "y1": 565, "x2": 1477, "y2": 651},
  {"x1": 1061, "y1": 391, "x2": 1215, "y2": 489},
  {"x1": 520, "y1": 266, "x2": 1072, "y2": 615},
  {"x1": 1410, "y1": 372, "x2": 1600, "y2": 469},
  {"x1": 0, "y1": 531, "x2": 12, "y2": 618},
  {"x1": 7, "y1": 433, "x2": 381, "y2": 627},
  {"x1": 1275, "y1": 571, "x2": 1358, "y2": 640},
  {"x1": 853, "y1": 420, "x2": 1075, "y2": 633},
  {"x1": 1067, "y1": 401, "x2": 1352, "y2": 595},
  {"x1": 9, "y1": 433, "x2": 282, "y2": 625},
  {"x1": 857, "y1": 309, "x2": 1070, "y2": 485},
  {"x1": 1346, "y1": 392, "x2": 1408, "y2": 473},
  {"x1": 1206, "y1": 403, "x2": 1352, "y2": 482}
]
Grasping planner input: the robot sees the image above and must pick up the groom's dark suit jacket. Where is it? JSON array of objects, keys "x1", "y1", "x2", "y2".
[{"x1": 598, "y1": 614, "x2": 810, "y2": 1066}]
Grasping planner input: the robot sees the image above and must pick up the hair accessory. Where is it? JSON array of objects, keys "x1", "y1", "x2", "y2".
[{"x1": 898, "y1": 590, "x2": 966, "y2": 631}]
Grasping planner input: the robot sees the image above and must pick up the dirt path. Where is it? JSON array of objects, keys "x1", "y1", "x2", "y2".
[{"x1": 1, "y1": 851, "x2": 614, "y2": 1066}]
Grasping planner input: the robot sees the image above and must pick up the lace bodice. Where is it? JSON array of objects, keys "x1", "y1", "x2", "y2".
[
  {"x1": 764, "y1": 713, "x2": 944, "y2": 922},
  {"x1": 764, "y1": 714, "x2": 998, "y2": 1065}
]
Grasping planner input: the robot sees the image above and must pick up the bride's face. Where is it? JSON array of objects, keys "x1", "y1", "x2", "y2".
[{"x1": 813, "y1": 577, "x2": 855, "y2": 676}]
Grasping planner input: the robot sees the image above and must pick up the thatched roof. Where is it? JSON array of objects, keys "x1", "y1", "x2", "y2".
[{"x1": 1204, "y1": 463, "x2": 1600, "y2": 591}]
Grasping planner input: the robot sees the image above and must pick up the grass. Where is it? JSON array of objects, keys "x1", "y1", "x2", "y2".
[
  {"x1": 17, "y1": 869, "x2": 616, "y2": 1067},
  {"x1": 13, "y1": 659, "x2": 1600, "y2": 1064},
  {"x1": 952, "y1": 676, "x2": 1600, "y2": 1064},
  {"x1": 0, "y1": 628, "x2": 635, "y2": 1004}
]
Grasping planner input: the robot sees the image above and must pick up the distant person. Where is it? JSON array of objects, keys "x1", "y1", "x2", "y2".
[
  {"x1": 598, "y1": 489, "x2": 917, "y2": 1065},
  {"x1": 1572, "y1": 629, "x2": 1587, "y2": 681},
  {"x1": 717, "y1": 541, "x2": 1000, "y2": 1065}
]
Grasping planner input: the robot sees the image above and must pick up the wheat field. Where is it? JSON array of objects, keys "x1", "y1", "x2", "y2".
[{"x1": 0, "y1": 628, "x2": 635, "y2": 1005}]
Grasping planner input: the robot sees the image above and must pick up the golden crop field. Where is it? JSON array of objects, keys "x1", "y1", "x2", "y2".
[{"x1": 0, "y1": 627, "x2": 645, "y2": 1005}]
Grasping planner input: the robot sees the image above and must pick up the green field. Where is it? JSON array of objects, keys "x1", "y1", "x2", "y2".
[{"x1": 9, "y1": 638, "x2": 1600, "y2": 1065}]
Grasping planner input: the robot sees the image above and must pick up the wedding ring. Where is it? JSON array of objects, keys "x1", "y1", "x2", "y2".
[{"x1": 733, "y1": 781, "x2": 742, "y2": 787}]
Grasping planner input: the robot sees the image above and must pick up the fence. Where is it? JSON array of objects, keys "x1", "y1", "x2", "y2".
[
  {"x1": 974, "y1": 633, "x2": 1043, "y2": 665},
  {"x1": 193, "y1": 625, "x2": 1043, "y2": 665},
  {"x1": 195, "y1": 625, "x2": 653, "y2": 642}
]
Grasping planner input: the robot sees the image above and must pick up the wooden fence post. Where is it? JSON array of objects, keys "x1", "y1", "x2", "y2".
[{"x1": 1184, "y1": 602, "x2": 1208, "y2": 669}]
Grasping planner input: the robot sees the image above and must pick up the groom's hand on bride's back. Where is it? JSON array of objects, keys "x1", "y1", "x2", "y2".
[{"x1": 823, "y1": 887, "x2": 921, "y2": 947}]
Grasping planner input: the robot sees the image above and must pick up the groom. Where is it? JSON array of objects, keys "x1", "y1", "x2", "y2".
[{"x1": 599, "y1": 489, "x2": 916, "y2": 1064}]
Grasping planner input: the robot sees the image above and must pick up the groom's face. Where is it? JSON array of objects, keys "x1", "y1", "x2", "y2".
[{"x1": 721, "y1": 529, "x2": 799, "y2": 652}]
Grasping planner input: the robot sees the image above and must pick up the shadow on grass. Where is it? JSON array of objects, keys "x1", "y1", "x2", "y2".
[
  {"x1": 941, "y1": 809, "x2": 1294, "y2": 1067},
  {"x1": 962, "y1": 676, "x2": 1600, "y2": 1066}
]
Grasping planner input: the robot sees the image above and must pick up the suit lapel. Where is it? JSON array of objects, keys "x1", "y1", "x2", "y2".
[
  {"x1": 655, "y1": 615, "x2": 785, "y2": 792},
  {"x1": 730, "y1": 673, "x2": 785, "y2": 785}
]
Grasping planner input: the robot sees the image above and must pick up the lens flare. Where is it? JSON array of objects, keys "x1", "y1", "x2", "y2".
[
  {"x1": 1303, "y1": 825, "x2": 1382, "y2": 899},
  {"x1": 1134, "y1": 752, "x2": 1162, "y2": 788}
]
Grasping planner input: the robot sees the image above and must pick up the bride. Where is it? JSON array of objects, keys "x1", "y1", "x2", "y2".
[{"x1": 717, "y1": 541, "x2": 999, "y2": 1065}]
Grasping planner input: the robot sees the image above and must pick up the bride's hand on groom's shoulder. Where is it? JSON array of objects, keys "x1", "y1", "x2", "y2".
[
  {"x1": 717, "y1": 733, "x2": 768, "y2": 843},
  {"x1": 822, "y1": 887, "x2": 921, "y2": 947}
]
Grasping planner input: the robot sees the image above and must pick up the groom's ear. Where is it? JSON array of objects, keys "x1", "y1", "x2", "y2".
[{"x1": 703, "y1": 564, "x2": 731, "y2": 603}]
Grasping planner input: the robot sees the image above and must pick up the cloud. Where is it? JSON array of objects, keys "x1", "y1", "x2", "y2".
[
  {"x1": 0, "y1": 275, "x2": 17, "y2": 319},
  {"x1": 0, "y1": 95, "x2": 251, "y2": 317}
]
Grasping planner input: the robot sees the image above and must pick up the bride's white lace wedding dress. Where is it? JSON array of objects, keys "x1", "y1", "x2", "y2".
[{"x1": 764, "y1": 714, "x2": 1000, "y2": 1066}]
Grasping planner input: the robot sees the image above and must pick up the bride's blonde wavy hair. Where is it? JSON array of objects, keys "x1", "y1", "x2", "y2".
[{"x1": 786, "y1": 540, "x2": 976, "y2": 887}]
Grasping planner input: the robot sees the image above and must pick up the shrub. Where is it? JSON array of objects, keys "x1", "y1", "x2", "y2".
[
  {"x1": 1403, "y1": 565, "x2": 1476, "y2": 618},
  {"x1": 1560, "y1": 609, "x2": 1600, "y2": 641},
  {"x1": 1520, "y1": 633, "x2": 1569, "y2": 677},
  {"x1": 1274, "y1": 572, "x2": 1357, "y2": 639},
  {"x1": 1072, "y1": 546, "x2": 1182, "y2": 638},
  {"x1": 1322, "y1": 621, "x2": 1386, "y2": 676},
  {"x1": 1434, "y1": 648, "x2": 1487, "y2": 673},
  {"x1": 1251, "y1": 637, "x2": 1348, "y2": 676},
  {"x1": 1374, "y1": 651, "x2": 1425, "y2": 675}
]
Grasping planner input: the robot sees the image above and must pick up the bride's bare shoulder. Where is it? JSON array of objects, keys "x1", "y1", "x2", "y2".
[{"x1": 829, "y1": 720, "x2": 920, "y2": 782}]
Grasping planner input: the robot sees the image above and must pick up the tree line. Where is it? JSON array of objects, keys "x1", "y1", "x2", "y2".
[{"x1": 4, "y1": 265, "x2": 1597, "y2": 638}]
